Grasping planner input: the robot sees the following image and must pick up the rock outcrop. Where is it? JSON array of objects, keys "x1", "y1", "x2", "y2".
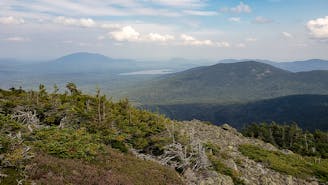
[
  {"x1": 134, "y1": 120, "x2": 320, "y2": 185},
  {"x1": 176, "y1": 120, "x2": 319, "y2": 185}
]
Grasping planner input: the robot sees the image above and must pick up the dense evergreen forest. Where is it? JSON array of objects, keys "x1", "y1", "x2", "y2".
[
  {"x1": 242, "y1": 123, "x2": 328, "y2": 158},
  {"x1": 144, "y1": 94, "x2": 328, "y2": 131}
]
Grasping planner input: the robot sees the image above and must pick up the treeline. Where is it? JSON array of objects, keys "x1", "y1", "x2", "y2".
[{"x1": 242, "y1": 123, "x2": 328, "y2": 158}]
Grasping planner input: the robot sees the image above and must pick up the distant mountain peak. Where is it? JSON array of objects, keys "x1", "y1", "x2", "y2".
[
  {"x1": 39, "y1": 52, "x2": 139, "y2": 73},
  {"x1": 54, "y1": 52, "x2": 111, "y2": 62},
  {"x1": 206, "y1": 60, "x2": 290, "y2": 76}
]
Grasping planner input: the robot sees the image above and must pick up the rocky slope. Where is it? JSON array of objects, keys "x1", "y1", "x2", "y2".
[{"x1": 134, "y1": 120, "x2": 322, "y2": 185}]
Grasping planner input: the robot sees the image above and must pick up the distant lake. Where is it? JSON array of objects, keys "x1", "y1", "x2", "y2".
[{"x1": 119, "y1": 69, "x2": 173, "y2": 75}]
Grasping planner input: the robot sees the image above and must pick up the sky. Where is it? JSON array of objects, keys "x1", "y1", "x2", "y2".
[{"x1": 0, "y1": 0, "x2": 328, "y2": 61}]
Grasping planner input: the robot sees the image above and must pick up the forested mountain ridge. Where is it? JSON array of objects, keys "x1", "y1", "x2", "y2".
[
  {"x1": 0, "y1": 85, "x2": 328, "y2": 185},
  {"x1": 216, "y1": 59, "x2": 328, "y2": 72},
  {"x1": 274, "y1": 59, "x2": 328, "y2": 72},
  {"x1": 143, "y1": 94, "x2": 328, "y2": 131},
  {"x1": 126, "y1": 61, "x2": 328, "y2": 104}
]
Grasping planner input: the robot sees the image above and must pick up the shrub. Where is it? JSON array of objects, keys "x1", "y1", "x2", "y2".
[
  {"x1": 205, "y1": 143, "x2": 245, "y2": 185},
  {"x1": 33, "y1": 127, "x2": 105, "y2": 161},
  {"x1": 239, "y1": 144, "x2": 328, "y2": 183}
]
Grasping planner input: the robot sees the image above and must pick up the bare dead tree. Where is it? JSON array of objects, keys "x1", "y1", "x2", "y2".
[
  {"x1": 11, "y1": 110, "x2": 41, "y2": 133},
  {"x1": 12, "y1": 110, "x2": 39, "y2": 125},
  {"x1": 58, "y1": 116, "x2": 67, "y2": 129},
  {"x1": 158, "y1": 125, "x2": 209, "y2": 173},
  {"x1": 165, "y1": 122, "x2": 176, "y2": 143}
]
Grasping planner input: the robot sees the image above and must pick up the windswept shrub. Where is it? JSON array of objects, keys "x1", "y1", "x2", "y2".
[
  {"x1": 206, "y1": 143, "x2": 245, "y2": 185},
  {"x1": 33, "y1": 127, "x2": 105, "y2": 160},
  {"x1": 239, "y1": 144, "x2": 328, "y2": 183}
]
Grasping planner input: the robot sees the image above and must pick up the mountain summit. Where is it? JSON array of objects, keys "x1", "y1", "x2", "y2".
[{"x1": 54, "y1": 52, "x2": 111, "y2": 64}]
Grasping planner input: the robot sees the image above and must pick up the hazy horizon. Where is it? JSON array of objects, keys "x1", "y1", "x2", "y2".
[
  {"x1": 1, "y1": 0, "x2": 328, "y2": 63},
  {"x1": 1, "y1": 51, "x2": 328, "y2": 64}
]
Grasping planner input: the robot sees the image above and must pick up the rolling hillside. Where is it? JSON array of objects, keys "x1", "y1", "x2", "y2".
[
  {"x1": 217, "y1": 59, "x2": 328, "y2": 72},
  {"x1": 127, "y1": 61, "x2": 328, "y2": 104},
  {"x1": 274, "y1": 59, "x2": 328, "y2": 72}
]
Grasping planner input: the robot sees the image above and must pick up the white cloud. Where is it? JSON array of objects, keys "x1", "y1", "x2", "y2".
[
  {"x1": 220, "y1": 2, "x2": 251, "y2": 14},
  {"x1": 8, "y1": 1, "x2": 132, "y2": 17},
  {"x1": 216, "y1": 42, "x2": 230, "y2": 48},
  {"x1": 253, "y1": 16, "x2": 273, "y2": 24},
  {"x1": 181, "y1": 34, "x2": 214, "y2": 46},
  {"x1": 181, "y1": 34, "x2": 195, "y2": 44},
  {"x1": 231, "y1": 2, "x2": 251, "y2": 13},
  {"x1": 147, "y1": 33, "x2": 174, "y2": 42},
  {"x1": 179, "y1": 34, "x2": 230, "y2": 47},
  {"x1": 109, "y1": 26, "x2": 140, "y2": 41},
  {"x1": 145, "y1": 0, "x2": 206, "y2": 8},
  {"x1": 180, "y1": 34, "x2": 196, "y2": 41},
  {"x1": 306, "y1": 16, "x2": 328, "y2": 39},
  {"x1": 3, "y1": 0, "x2": 183, "y2": 17},
  {"x1": 229, "y1": 17, "x2": 241, "y2": 22},
  {"x1": 54, "y1": 16, "x2": 96, "y2": 27},
  {"x1": 0, "y1": 16, "x2": 25, "y2": 24},
  {"x1": 282, "y1": 32, "x2": 293, "y2": 38},
  {"x1": 79, "y1": 18, "x2": 96, "y2": 27},
  {"x1": 104, "y1": 25, "x2": 175, "y2": 43},
  {"x1": 4, "y1": 37, "x2": 30, "y2": 42},
  {"x1": 183, "y1": 10, "x2": 218, "y2": 16}
]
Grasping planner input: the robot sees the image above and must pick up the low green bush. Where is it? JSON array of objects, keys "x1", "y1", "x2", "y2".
[
  {"x1": 239, "y1": 144, "x2": 328, "y2": 183},
  {"x1": 206, "y1": 143, "x2": 245, "y2": 185},
  {"x1": 33, "y1": 127, "x2": 105, "y2": 161}
]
